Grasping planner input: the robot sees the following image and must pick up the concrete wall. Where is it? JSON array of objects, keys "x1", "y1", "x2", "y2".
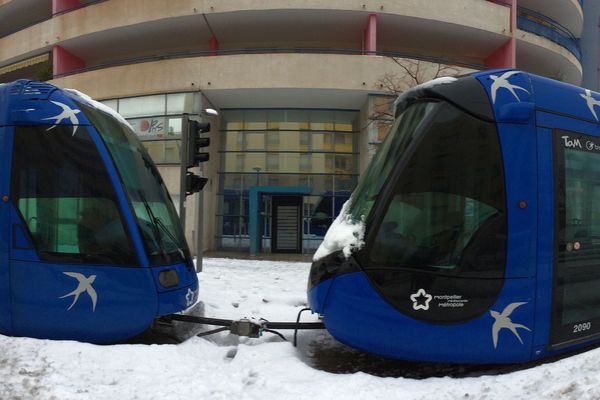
[{"x1": 581, "y1": 1, "x2": 600, "y2": 91}]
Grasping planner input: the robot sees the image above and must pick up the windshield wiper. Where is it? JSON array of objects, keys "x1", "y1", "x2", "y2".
[
  {"x1": 153, "y1": 215, "x2": 186, "y2": 260},
  {"x1": 138, "y1": 190, "x2": 168, "y2": 260},
  {"x1": 137, "y1": 190, "x2": 186, "y2": 263}
]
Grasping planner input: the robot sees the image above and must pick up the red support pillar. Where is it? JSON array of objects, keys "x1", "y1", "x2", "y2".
[
  {"x1": 484, "y1": 0, "x2": 516, "y2": 68},
  {"x1": 363, "y1": 14, "x2": 377, "y2": 55},
  {"x1": 52, "y1": 45, "x2": 85, "y2": 77},
  {"x1": 484, "y1": 38, "x2": 516, "y2": 68},
  {"x1": 209, "y1": 36, "x2": 219, "y2": 56},
  {"x1": 52, "y1": 0, "x2": 82, "y2": 15}
]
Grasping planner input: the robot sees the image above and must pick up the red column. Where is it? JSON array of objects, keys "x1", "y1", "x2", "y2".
[
  {"x1": 52, "y1": 45, "x2": 85, "y2": 77},
  {"x1": 484, "y1": 38, "x2": 516, "y2": 68},
  {"x1": 52, "y1": 0, "x2": 82, "y2": 14},
  {"x1": 484, "y1": 0, "x2": 516, "y2": 68},
  {"x1": 363, "y1": 14, "x2": 377, "y2": 55},
  {"x1": 209, "y1": 36, "x2": 219, "y2": 56}
]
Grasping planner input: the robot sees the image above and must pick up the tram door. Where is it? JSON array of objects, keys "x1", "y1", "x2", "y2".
[
  {"x1": 272, "y1": 196, "x2": 302, "y2": 253},
  {"x1": 0, "y1": 127, "x2": 11, "y2": 333},
  {"x1": 551, "y1": 128, "x2": 600, "y2": 346}
]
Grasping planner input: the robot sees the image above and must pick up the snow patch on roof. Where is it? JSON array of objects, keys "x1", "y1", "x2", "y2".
[
  {"x1": 393, "y1": 76, "x2": 458, "y2": 111},
  {"x1": 64, "y1": 88, "x2": 132, "y2": 129},
  {"x1": 313, "y1": 200, "x2": 365, "y2": 261}
]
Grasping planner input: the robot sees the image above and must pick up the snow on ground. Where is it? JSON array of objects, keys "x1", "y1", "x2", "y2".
[{"x1": 2, "y1": 258, "x2": 600, "y2": 399}]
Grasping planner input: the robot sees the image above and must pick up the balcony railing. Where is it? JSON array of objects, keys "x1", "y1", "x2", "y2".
[
  {"x1": 52, "y1": 0, "x2": 106, "y2": 17},
  {"x1": 517, "y1": 6, "x2": 581, "y2": 61},
  {"x1": 0, "y1": 0, "x2": 107, "y2": 39}
]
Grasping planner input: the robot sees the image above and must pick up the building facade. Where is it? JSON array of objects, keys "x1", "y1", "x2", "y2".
[{"x1": 0, "y1": 0, "x2": 585, "y2": 255}]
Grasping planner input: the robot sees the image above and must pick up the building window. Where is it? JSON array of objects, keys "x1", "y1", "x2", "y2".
[
  {"x1": 218, "y1": 109, "x2": 359, "y2": 252},
  {"x1": 100, "y1": 92, "x2": 201, "y2": 164}
]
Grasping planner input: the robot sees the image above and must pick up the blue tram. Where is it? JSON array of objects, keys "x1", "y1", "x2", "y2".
[
  {"x1": 308, "y1": 69, "x2": 600, "y2": 363},
  {"x1": 0, "y1": 80, "x2": 198, "y2": 343}
]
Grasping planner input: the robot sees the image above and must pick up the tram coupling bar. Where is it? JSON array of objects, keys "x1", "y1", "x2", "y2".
[{"x1": 230, "y1": 318, "x2": 264, "y2": 338}]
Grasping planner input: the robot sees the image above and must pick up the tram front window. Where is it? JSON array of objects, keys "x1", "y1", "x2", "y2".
[
  {"x1": 78, "y1": 102, "x2": 189, "y2": 265},
  {"x1": 348, "y1": 101, "x2": 438, "y2": 222},
  {"x1": 365, "y1": 101, "x2": 506, "y2": 277},
  {"x1": 11, "y1": 125, "x2": 137, "y2": 265}
]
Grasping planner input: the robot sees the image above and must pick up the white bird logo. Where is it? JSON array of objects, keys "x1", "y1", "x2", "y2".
[
  {"x1": 580, "y1": 89, "x2": 600, "y2": 121},
  {"x1": 490, "y1": 71, "x2": 530, "y2": 104},
  {"x1": 42, "y1": 101, "x2": 81, "y2": 136},
  {"x1": 59, "y1": 272, "x2": 98, "y2": 312},
  {"x1": 490, "y1": 302, "x2": 530, "y2": 349}
]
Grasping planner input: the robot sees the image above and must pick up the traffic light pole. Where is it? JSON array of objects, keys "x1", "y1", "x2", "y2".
[
  {"x1": 179, "y1": 113, "x2": 190, "y2": 232},
  {"x1": 180, "y1": 113, "x2": 211, "y2": 273},
  {"x1": 195, "y1": 185, "x2": 204, "y2": 272}
]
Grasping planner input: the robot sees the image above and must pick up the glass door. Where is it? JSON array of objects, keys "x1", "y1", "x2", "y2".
[
  {"x1": 551, "y1": 129, "x2": 600, "y2": 345},
  {"x1": 272, "y1": 196, "x2": 302, "y2": 253}
]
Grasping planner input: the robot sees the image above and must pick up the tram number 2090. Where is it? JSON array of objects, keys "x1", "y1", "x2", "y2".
[{"x1": 573, "y1": 322, "x2": 592, "y2": 333}]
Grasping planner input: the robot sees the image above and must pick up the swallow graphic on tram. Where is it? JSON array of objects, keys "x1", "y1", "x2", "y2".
[
  {"x1": 0, "y1": 80, "x2": 198, "y2": 343},
  {"x1": 308, "y1": 69, "x2": 600, "y2": 363}
]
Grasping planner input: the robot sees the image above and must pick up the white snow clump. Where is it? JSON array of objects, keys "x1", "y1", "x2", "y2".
[{"x1": 313, "y1": 200, "x2": 365, "y2": 261}]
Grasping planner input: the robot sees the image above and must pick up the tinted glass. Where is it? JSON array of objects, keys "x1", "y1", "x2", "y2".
[
  {"x1": 77, "y1": 102, "x2": 189, "y2": 265},
  {"x1": 552, "y1": 130, "x2": 600, "y2": 344},
  {"x1": 370, "y1": 103, "x2": 506, "y2": 275},
  {"x1": 11, "y1": 125, "x2": 137, "y2": 265},
  {"x1": 363, "y1": 101, "x2": 506, "y2": 322},
  {"x1": 348, "y1": 102, "x2": 438, "y2": 222}
]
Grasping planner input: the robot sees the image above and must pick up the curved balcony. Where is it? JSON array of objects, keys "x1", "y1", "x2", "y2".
[
  {"x1": 49, "y1": 53, "x2": 474, "y2": 103},
  {"x1": 0, "y1": 0, "x2": 51, "y2": 38},
  {"x1": 1, "y1": 0, "x2": 509, "y2": 73},
  {"x1": 518, "y1": 0, "x2": 583, "y2": 38},
  {"x1": 517, "y1": 6, "x2": 581, "y2": 61},
  {"x1": 51, "y1": 47, "x2": 481, "y2": 81}
]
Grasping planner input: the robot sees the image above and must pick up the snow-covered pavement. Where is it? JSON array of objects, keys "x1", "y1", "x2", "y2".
[{"x1": 2, "y1": 257, "x2": 600, "y2": 399}]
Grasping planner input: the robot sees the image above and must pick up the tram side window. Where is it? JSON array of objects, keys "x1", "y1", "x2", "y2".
[{"x1": 11, "y1": 125, "x2": 137, "y2": 265}]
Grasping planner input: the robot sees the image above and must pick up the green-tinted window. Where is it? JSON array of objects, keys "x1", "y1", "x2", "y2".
[
  {"x1": 11, "y1": 125, "x2": 136, "y2": 265},
  {"x1": 78, "y1": 102, "x2": 189, "y2": 265}
]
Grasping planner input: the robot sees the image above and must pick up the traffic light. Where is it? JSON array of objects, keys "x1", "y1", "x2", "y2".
[
  {"x1": 184, "y1": 118, "x2": 211, "y2": 196},
  {"x1": 186, "y1": 120, "x2": 211, "y2": 168},
  {"x1": 186, "y1": 172, "x2": 208, "y2": 195}
]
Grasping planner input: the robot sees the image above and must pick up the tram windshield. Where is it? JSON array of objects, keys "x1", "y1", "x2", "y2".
[
  {"x1": 354, "y1": 100, "x2": 506, "y2": 276},
  {"x1": 78, "y1": 102, "x2": 189, "y2": 265},
  {"x1": 11, "y1": 125, "x2": 138, "y2": 265}
]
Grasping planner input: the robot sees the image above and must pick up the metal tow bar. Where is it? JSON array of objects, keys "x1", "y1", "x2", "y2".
[{"x1": 166, "y1": 308, "x2": 324, "y2": 346}]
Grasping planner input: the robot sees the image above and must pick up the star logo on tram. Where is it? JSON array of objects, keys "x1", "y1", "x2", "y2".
[
  {"x1": 580, "y1": 89, "x2": 600, "y2": 121},
  {"x1": 59, "y1": 272, "x2": 98, "y2": 312},
  {"x1": 43, "y1": 101, "x2": 81, "y2": 136},
  {"x1": 490, "y1": 302, "x2": 531, "y2": 349},
  {"x1": 410, "y1": 288, "x2": 433, "y2": 311},
  {"x1": 490, "y1": 71, "x2": 530, "y2": 104}
]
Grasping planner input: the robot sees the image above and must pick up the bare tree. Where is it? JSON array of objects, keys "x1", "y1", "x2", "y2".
[{"x1": 370, "y1": 58, "x2": 461, "y2": 127}]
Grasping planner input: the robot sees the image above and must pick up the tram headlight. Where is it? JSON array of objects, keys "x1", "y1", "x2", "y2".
[{"x1": 158, "y1": 269, "x2": 180, "y2": 288}]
